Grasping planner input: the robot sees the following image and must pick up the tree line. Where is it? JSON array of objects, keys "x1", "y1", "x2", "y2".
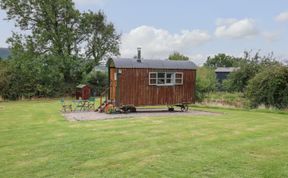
[
  {"x1": 0, "y1": 0, "x2": 119, "y2": 99},
  {"x1": 197, "y1": 52, "x2": 288, "y2": 109}
]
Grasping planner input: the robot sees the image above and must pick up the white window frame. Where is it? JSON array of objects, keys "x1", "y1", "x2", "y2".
[
  {"x1": 175, "y1": 72, "x2": 183, "y2": 85},
  {"x1": 149, "y1": 72, "x2": 183, "y2": 86},
  {"x1": 149, "y1": 72, "x2": 157, "y2": 85},
  {"x1": 157, "y1": 72, "x2": 166, "y2": 85},
  {"x1": 164, "y1": 72, "x2": 175, "y2": 86}
]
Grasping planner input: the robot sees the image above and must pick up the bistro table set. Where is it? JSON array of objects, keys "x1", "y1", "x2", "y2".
[{"x1": 60, "y1": 98, "x2": 96, "y2": 112}]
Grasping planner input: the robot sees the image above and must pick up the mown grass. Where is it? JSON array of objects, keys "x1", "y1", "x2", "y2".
[{"x1": 0, "y1": 100, "x2": 288, "y2": 177}]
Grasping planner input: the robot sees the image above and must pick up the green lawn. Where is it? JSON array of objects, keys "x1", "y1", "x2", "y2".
[{"x1": 1, "y1": 100, "x2": 288, "y2": 178}]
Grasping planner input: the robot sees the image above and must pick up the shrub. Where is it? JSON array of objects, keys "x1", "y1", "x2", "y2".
[
  {"x1": 0, "y1": 60, "x2": 12, "y2": 99},
  {"x1": 220, "y1": 51, "x2": 280, "y2": 92},
  {"x1": 0, "y1": 56, "x2": 73, "y2": 100},
  {"x1": 223, "y1": 64, "x2": 259, "y2": 92},
  {"x1": 246, "y1": 65, "x2": 288, "y2": 109},
  {"x1": 196, "y1": 67, "x2": 217, "y2": 101}
]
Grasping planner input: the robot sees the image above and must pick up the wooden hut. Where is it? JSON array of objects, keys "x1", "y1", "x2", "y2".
[
  {"x1": 76, "y1": 84, "x2": 91, "y2": 100},
  {"x1": 99, "y1": 55, "x2": 197, "y2": 112}
]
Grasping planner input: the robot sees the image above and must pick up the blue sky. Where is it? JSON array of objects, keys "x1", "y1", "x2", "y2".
[{"x1": 1, "y1": 0, "x2": 288, "y2": 64}]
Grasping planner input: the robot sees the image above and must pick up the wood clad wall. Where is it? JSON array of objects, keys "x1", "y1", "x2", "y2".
[{"x1": 115, "y1": 68, "x2": 196, "y2": 106}]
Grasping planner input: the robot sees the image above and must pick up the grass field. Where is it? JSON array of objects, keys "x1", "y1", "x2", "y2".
[{"x1": 1, "y1": 100, "x2": 288, "y2": 177}]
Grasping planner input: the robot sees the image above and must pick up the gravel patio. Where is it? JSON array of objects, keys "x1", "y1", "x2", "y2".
[{"x1": 63, "y1": 108, "x2": 221, "y2": 121}]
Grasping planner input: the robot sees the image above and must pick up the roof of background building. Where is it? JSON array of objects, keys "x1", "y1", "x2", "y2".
[{"x1": 215, "y1": 67, "x2": 240, "y2": 73}]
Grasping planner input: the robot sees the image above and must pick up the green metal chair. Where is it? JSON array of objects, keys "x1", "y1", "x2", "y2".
[
  {"x1": 60, "y1": 99, "x2": 72, "y2": 112},
  {"x1": 73, "y1": 99, "x2": 85, "y2": 112},
  {"x1": 88, "y1": 97, "x2": 96, "y2": 111}
]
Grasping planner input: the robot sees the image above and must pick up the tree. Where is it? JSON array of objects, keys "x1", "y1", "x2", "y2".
[
  {"x1": 204, "y1": 53, "x2": 241, "y2": 68},
  {"x1": 223, "y1": 51, "x2": 280, "y2": 92},
  {"x1": 80, "y1": 11, "x2": 120, "y2": 70},
  {"x1": 0, "y1": 0, "x2": 80, "y2": 57},
  {"x1": 0, "y1": 0, "x2": 120, "y2": 72},
  {"x1": 223, "y1": 63, "x2": 259, "y2": 92},
  {"x1": 168, "y1": 52, "x2": 189, "y2": 61},
  {"x1": 246, "y1": 65, "x2": 288, "y2": 109},
  {"x1": 1, "y1": 0, "x2": 83, "y2": 88},
  {"x1": 0, "y1": 60, "x2": 10, "y2": 98},
  {"x1": 196, "y1": 67, "x2": 217, "y2": 101},
  {"x1": 0, "y1": 0, "x2": 120, "y2": 99},
  {"x1": 0, "y1": 53, "x2": 66, "y2": 100}
]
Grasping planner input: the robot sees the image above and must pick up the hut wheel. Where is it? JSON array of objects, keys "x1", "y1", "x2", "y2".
[
  {"x1": 121, "y1": 105, "x2": 136, "y2": 113},
  {"x1": 127, "y1": 106, "x2": 137, "y2": 113},
  {"x1": 180, "y1": 105, "x2": 189, "y2": 112}
]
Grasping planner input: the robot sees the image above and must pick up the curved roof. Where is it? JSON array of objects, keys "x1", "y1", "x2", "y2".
[{"x1": 108, "y1": 58, "x2": 197, "y2": 70}]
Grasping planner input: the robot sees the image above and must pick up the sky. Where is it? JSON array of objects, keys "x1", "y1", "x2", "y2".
[{"x1": 0, "y1": 0, "x2": 288, "y2": 64}]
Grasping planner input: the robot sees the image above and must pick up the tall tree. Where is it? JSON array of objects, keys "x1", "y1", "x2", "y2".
[
  {"x1": 0, "y1": 0, "x2": 80, "y2": 56},
  {"x1": 168, "y1": 52, "x2": 189, "y2": 61},
  {"x1": 80, "y1": 11, "x2": 120, "y2": 71},
  {"x1": 0, "y1": 0, "x2": 121, "y2": 99},
  {"x1": 0, "y1": 0, "x2": 120, "y2": 68}
]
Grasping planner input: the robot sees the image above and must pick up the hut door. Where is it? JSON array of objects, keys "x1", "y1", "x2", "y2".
[{"x1": 109, "y1": 68, "x2": 117, "y2": 101}]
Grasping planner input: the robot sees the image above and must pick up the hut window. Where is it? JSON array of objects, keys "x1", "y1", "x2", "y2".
[
  {"x1": 175, "y1": 72, "x2": 183, "y2": 85},
  {"x1": 157, "y1": 72, "x2": 165, "y2": 85},
  {"x1": 166, "y1": 73, "x2": 174, "y2": 84},
  {"x1": 149, "y1": 72, "x2": 182, "y2": 86},
  {"x1": 149, "y1": 72, "x2": 157, "y2": 85}
]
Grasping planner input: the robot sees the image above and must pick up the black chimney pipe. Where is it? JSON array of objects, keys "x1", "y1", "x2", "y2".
[{"x1": 137, "y1": 47, "x2": 141, "y2": 62}]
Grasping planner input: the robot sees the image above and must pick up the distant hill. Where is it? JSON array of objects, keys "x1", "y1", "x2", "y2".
[{"x1": 0, "y1": 48, "x2": 10, "y2": 59}]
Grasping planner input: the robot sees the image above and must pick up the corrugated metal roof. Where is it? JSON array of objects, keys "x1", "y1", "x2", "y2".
[
  {"x1": 108, "y1": 58, "x2": 197, "y2": 69},
  {"x1": 215, "y1": 67, "x2": 240, "y2": 73}
]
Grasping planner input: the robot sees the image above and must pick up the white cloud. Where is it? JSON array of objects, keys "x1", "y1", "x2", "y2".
[
  {"x1": 262, "y1": 31, "x2": 280, "y2": 43},
  {"x1": 215, "y1": 18, "x2": 259, "y2": 39},
  {"x1": 120, "y1": 25, "x2": 211, "y2": 59},
  {"x1": 275, "y1": 11, "x2": 288, "y2": 22}
]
